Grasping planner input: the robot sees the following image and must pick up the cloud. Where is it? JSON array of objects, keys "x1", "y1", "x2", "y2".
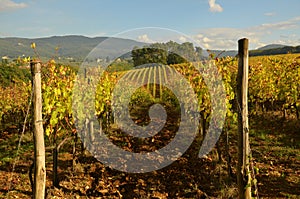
[
  {"x1": 259, "y1": 17, "x2": 300, "y2": 30},
  {"x1": 196, "y1": 34, "x2": 204, "y2": 39},
  {"x1": 0, "y1": 0, "x2": 28, "y2": 12},
  {"x1": 137, "y1": 34, "x2": 154, "y2": 43},
  {"x1": 274, "y1": 34, "x2": 300, "y2": 46},
  {"x1": 194, "y1": 27, "x2": 279, "y2": 50},
  {"x1": 179, "y1": 36, "x2": 187, "y2": 43},
  {"x1": 194, "y1": 28, "x2": 251, "y2": 49},
  {"x1": 193, "y1": 16, "x2": 300, "y2": 50},
  {"x1": 258, "y1": 19, "x2": 299, "y2": 30},
  {"x1": 203, "y1": 37, "x2": 214, "y2": 43},
  {"x1": 208, "y1": 0, "x2": 223, "y2": 13}
]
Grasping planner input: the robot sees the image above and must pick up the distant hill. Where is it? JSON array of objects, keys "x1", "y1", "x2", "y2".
[
  {"x1": 0, "y1": 35, "x2": 146, "y2": 62},
  {"x1": 211, "y1": 44, "x2": 300, "y2": 58},
  {"x1": 256, "y1": 44, "x2": 286, "y2": 51},
  {"x1": 250, "y1": 45, "x2": 300, "y2": 56}
]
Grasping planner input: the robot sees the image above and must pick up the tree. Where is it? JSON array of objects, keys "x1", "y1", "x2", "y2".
[
  {"x1": 167, "y1": 52, "x2": 188, "y2": 65},
  {"x1": 132, "y1": 47, "x2": 167, "y2": 66},
  {"x1": 195, "y1": 47, "x2": 203, "y2": 60},
  {"x1": 131, "y1": 41, "x2": 204, "y2": 67}
]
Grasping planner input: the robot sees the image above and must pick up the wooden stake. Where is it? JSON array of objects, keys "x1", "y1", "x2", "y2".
[
  {"x1": 237, "y1": 38, "x2": 252, "y2": 199},
  {"x1": 31, "y1": 61, "x2": 46, "y2": 199}
]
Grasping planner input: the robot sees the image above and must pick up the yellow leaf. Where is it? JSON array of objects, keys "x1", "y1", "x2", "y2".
[{"x1": 31, "y1": 42, "x2": 36, "y2": 49}]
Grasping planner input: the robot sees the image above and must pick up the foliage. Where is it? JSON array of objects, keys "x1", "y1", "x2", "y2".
[
  {"x1": 0, "y1": 81, "x2": 31, "y2": 130},
  {"x1": 41, "y1": 60, "x2": 76, "y2": 138},
  {"x1": 0, "y1": 62, "x2": 31, "y2": 87},
  {"x1": 150, "y1": 41, "x2": 202, "y2": 62},
  {"x1": 248, "y1": 54, "x2": 300, "y2": 117},
  {"x1": 1, "y1": 53, "x2": 299, "y2": 136},
  {"x1": 106, "y1": 59, "x2": 134, "y2": 72},
  {"x1": 132, "y1": 47, "x2": 168, "y2": 66},
  {"x1": 167, "y1": 52, "x2": 188, "y2": 65},
  {"x1": 131, "y1": 41, "x2": 203, "y2": 67}
]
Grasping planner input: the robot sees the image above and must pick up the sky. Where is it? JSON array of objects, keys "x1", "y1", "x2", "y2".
[{"x1": 0, "y1": 0, "x2": 300, "y2": 50}]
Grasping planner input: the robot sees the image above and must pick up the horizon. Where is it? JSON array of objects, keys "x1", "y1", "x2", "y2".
[
  {"x1": 0, "y1": 34, "x2": 296, "y2": 51},
  {"x1": 1, "y1": 0, "x2": 300, "y2": 50}
]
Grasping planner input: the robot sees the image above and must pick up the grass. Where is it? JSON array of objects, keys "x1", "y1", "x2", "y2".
[{"x1": 248, "y1": 113, "x2": 300, "y2": 199}]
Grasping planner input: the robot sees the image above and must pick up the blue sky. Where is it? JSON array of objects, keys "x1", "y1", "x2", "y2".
[{"x1": 0, "y1": 0, "x2": 300, "y2": 50}]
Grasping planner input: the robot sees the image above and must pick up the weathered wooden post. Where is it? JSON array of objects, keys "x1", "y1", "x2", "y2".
[
  {"x1": 237, "y1": 38, "x2": 252, "y2": 199},
  {"x1": 31, "y1": 60, "x2": 46, "y2": 199}
]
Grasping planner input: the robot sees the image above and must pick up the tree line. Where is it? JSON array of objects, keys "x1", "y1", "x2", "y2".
[{"x1": 131, "y1": 41, "x2": 203, "y2": 66}]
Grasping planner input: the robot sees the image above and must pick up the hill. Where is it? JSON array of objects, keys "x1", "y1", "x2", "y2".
[
  {"x1": 1, "y1": 36, "x2": 300, "y2": 61},
  {"x1": 256, "y1": 44, "x2": 286, "y2": 51},
  {"x1": 0, "y1": 35, "x2": 146, "y2": 62},
  {"x1": 211, "y1": 44, "x2": 300, "y2": 58},
  {"x1": 250, "y1": 44, "x2": 300, "y2": 56}
]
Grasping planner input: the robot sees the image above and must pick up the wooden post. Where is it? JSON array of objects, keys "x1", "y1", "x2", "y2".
[
  {"x1": 237, "y1": 38, "x2": 251, "y2": 199},
  {"x1": 53, "y1": 138, "x2": 59, "y2": 187},
  {"x1": 31, "y1": 61, "x2": 46, "y2": 199}
]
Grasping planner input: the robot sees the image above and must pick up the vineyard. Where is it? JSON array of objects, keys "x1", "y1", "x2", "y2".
[{"x1": 0, "y1": 53, "x2": 299, "y2": 198}]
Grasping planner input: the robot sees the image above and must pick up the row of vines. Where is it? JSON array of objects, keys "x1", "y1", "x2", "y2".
[{"x1": 1, "y1": 54, "x2": 299, "y2": 136}]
